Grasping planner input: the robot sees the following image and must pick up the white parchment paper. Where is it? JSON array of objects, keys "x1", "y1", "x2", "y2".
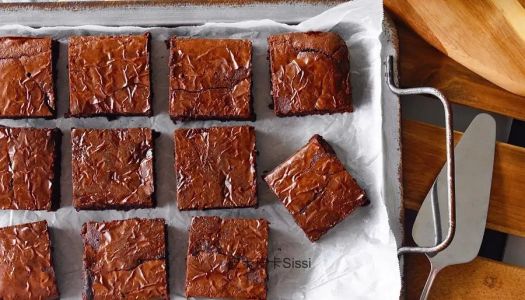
[{"x1": 0, "y1": 1, "x2": 402, "y2": 299}]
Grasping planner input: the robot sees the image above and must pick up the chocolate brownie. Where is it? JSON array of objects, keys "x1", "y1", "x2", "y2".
[
  {"x1": 0, "y1": 37, "x2": 56, "y2": 118},
  {"x1": 174, "y1": 125, "x2": 257, "y2": 210},
  {"x1": 267, "y1": 31, "x2": 353, "y2": 116},
  {"x1": 0, "y1": 127, "x2": 60, "y2": 210},
  {"x1": 0, "y1": 221, "x2": 59, "y2": 299},
  {"x1": 169, "y1": 37, "x2": 253, "y2": 121},
  {"x1": 71, "y1": 128, "x2": 154, "y2": 210},
  {"x1": 81, "y1": 218, "x2": 168, "y2": 299},
  {"x1": 68, "y1": 34, "x2": 151, "y2": 117},
  {"x1": 185, "y1": 216, "x2": 268, "y2": 299},
  {"x1": 264, "y1": 134, "x2": 366, "y2": 241}
]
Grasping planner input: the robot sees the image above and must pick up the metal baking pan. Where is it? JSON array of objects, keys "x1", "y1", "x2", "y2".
[{"x1": 0, "y1": 2, "x2": 416, "y2": 299}]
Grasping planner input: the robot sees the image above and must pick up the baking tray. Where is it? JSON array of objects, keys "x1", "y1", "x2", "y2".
[{"x1": 0, "y1": 1, "x2": 404, "y2": 299}]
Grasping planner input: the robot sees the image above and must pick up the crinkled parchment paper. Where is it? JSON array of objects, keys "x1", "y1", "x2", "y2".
[{"x1": 0, "y1": 1, "x2": 402, "y2": 299}]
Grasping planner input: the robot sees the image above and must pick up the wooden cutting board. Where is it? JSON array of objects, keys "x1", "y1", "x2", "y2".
[{"x1": 385, "y1": 0, "x2": 525, "y2": 97}]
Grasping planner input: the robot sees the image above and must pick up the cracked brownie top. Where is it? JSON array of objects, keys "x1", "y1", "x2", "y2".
[
  {"x1": 0, "y1": 37, "x2": 55, "y2": 118},
  {"x1": 168, "y1": 37, "x2": 253, "y2": 121},
  {"x1": 81, "y1": 218, "x2": 168, "y2": 299},
  {"x1": 264, "y1": 134, "x2": 366, "y2": 242},
  {"x1": 71, "y1": 128, "x2": 155, "y2": 210},
  {"x1": 0, "y1": 127, "x2": 59, "y2": 211},
  {"x1": 268, "y1": 31, "x2": 353, "y2": 117},
  {"x1": 185, "y1": 216, "x2": 268, "y2": 300},
  {"x1": 174, "y1": 125, "x2": 257, "y2": 210},
  {"x1": 68, "y1": 33, "x2": 151, "y2": 117},
  {"x1": 0, "y1": 221, "x2": 59, "y2": 299}
]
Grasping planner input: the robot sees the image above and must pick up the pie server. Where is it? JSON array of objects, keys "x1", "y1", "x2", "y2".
[{"x1": 412, "y1": 113, "x2": 496, "y2": 300}]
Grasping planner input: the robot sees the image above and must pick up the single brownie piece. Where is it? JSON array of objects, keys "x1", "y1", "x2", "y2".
[
  {"x1": 264, "y1": 135, "x2": 366, "y2": 241},
  {"x1": 72, "y1": 128, "x2": 154, "y2": 210},
  {"x1": 169, "y1": 37, "x2": 253, "y2": 121},
  {"x1": 0, "y1": 37, "x2": 55, "y2": 118},
  {"x1": 267, "y1": 31, "x2": 353, "y2": 116},
  {"x1": 81, "y1": 218, "x2": 168, "y2": 299},
  {"x1": 174, "y1": 125, "x2": 256, "y2": 210},
  {"x1": 0, "y1": 221, "x2": 59, "y2": 299},
  {"x1": 0, "y1": 127, "x2": 60, "y2": 210},
  {"x1": 186, "y1": 216, "x2": 268, "y2": 299},
  {"x1": 68, "y1": 33, "x2": 151, "y2": 117}
]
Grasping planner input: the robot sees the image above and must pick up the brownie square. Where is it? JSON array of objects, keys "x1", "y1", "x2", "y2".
[
  {"x1": 68, "y1": 34, "x2": 151, "y2": 117},
  {"x1": 185, "y1": 216, "x2": 268, "y2": 299},
  {"x1": 81, "y1": 218, "x2": 168, "y2": 299},
  {"x1": 169, "y1": 37, "x2": 253, "y2": 121},
  {"x1": 174, "y1": 125, "x2": 257, "y2": 210},
  {"x1": 264, "y1": 135, "x2": 367, "y2": 241},
  {"x1": 0, "y1": 37, "x2": 55, "y2": 118},
  {"x1": 0, "y1": 221, "x2": 59, "y2": 299},
  {"x1": 267, "y1": 31, "x2": 353, "y2": 116},
  {"x1": 0, "y1": 127, "x2": 60, "y2": 211},
  {"x1": 71, "y1": 128, "x2": 154, "y2": 210}
]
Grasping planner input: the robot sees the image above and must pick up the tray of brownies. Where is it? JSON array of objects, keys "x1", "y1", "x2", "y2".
[{"x1": 0, "y1": 1, "x2": 403, "y2": 299}]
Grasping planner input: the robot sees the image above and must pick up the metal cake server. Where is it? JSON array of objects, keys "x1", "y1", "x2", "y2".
[{"x1": 412, "y1": 113, "x2": 496, "y2": 300}]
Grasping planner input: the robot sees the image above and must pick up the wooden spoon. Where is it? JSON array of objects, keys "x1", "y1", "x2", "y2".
[{"x1": 385, "y1": 0, "x2": 525, "y2": 97}]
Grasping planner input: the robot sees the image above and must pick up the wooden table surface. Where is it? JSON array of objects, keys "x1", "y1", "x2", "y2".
[{"x1": 385, "y1": 1, "x2": 525, "y2": 299}]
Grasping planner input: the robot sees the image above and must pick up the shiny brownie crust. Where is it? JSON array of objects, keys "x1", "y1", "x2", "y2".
[
  {"x1": 81, "y1": 218, "x2": 168, "y2": 300},
  {"x1": 0, "y1": 37, "x2": 56, "y2": 118},
  {"x1": 264, "y1": 134, "x2": 366, "y2": 241},
  {"x1": 169, "y1": 37, "x2": 253, "y2": 121},
  {"x1": 174, "y1": 125, "x2": 257, "y2": 210},
  {"x1": 185, "y1": 216, "x2": 268, "y2": 299},
  {"x1": 71, "y1": 128, "x2": 155, "y2": 210},
  {"x1": 0, "y1": 221, "x2": 59, "y2": 299},
  {"x1": 0, "y1": 127, "x2": 60, "y2": 211},
  {"x1": 267, "y1": 31, "x2": 353, "y2": 117},
  {"x1": 68, "y1": 34, "x2": 151, "y2": 117}
]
